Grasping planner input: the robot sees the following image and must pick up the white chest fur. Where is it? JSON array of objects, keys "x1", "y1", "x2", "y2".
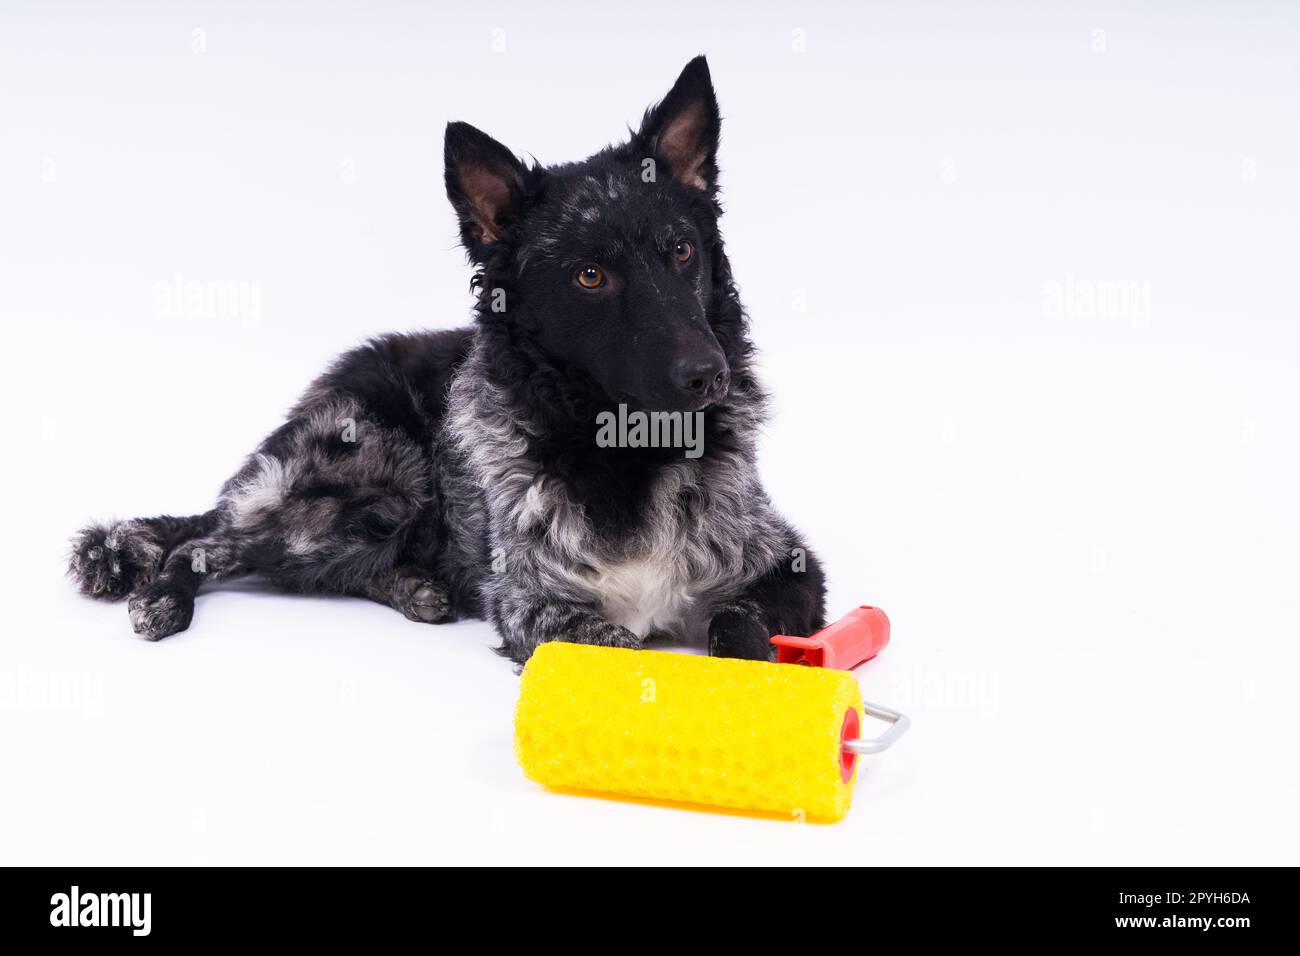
[{"x1": 588, "y1": 555, "x2": 692, "y2": 638}]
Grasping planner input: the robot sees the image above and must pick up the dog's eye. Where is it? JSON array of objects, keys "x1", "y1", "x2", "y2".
[
  {"x1": 575, "y1": 264, "x2": 606, "y2": 289},
  {"x1": 673, "y1": 239, "x2": 694, "y2": 264}
]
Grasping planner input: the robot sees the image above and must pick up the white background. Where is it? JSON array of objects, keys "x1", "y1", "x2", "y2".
[{"x1": 2, "y1": 1, "x2": 1297, "y2": 865}]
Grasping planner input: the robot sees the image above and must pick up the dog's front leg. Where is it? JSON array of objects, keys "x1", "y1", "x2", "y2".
[
  {"x1": 709, "y1": 544, "x2": 827, "y2": 661},
  {"x1": 490, "y1": 589, "x2": 641, "y2": 665}
]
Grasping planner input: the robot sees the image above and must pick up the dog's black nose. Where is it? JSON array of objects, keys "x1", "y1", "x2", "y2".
[{"x1": 671, "y1": 354, "x2": 729, "y2": 400}]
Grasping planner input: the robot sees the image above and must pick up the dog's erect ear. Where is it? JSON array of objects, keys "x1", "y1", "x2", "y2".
[
  {"x1": 637, "y1": 56, "x2": 721, "y2": 193},
  {"x1": 445, "y1": 121, "x2": 527, "y2": 256}
]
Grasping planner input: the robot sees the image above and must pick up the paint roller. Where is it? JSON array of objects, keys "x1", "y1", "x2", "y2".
[{"x1": 514, "y1": 606, "x2": 908, "y2": 821}]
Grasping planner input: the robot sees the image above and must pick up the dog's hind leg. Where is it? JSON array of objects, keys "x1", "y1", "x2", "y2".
[
  {"x1": 126, "y1": 527, "x2": 252, "y2": 640},
  {"x1": 359, "y1": 566, "x2": 457, "y2": 624},
  {"x1": 69, "y1": 511, "x2": 219, "y2": 600}
]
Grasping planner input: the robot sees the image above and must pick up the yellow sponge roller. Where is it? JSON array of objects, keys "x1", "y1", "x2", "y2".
[{"x1": 515, "y1": 642, "x2": 864, "y2": 821}]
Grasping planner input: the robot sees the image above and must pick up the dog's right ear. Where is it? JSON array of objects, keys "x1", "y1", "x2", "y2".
[{"x1": 445, "y1": 121, "x2": 527, "y2": 260}]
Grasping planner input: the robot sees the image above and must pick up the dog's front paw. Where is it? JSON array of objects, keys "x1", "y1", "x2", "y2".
[
  {"x1": 127, "y1": 585, "x2": 194, "y2": 641},
  {"x1": 708, "y1": 604, "x2": 774, "y2": 661},
  {"x1": 501, "y1": 609, "x2": 642, "y2": 668},
  {"x1": 559, "y1": 617, "x2": 642, "y2": 651}
]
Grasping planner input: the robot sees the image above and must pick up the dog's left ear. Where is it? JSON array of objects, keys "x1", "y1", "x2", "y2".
[
  {"x1": 445, "y1": 121, "x2": 528, "y2": 260},
  {"x1": 636, "y1": 55, "x2": 721, "y2": 193}
]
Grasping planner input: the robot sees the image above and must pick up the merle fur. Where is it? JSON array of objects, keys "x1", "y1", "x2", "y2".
[{"x1": 68, "y1": 56, "x2": 826, "y2": 662}]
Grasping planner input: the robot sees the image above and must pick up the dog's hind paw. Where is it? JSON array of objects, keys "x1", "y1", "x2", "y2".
[
  {"x1": 392, "y1": 572, "x2": 455, "y2": 624},
  {"x1": 128, "y1": 585, "x2": 195, "y2": 640},
  {"x1": 68, "y1": 520, "x2": 164, "y2": 600}
]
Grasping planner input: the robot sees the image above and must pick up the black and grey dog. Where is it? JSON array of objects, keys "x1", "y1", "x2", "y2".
[{"x1": 68, "y1": 57, "x2": 825, "y2": 663}]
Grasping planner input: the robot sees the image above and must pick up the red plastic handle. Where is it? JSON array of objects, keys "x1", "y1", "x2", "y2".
[{"x1": 770, "y1": 605, "x2": 890, "y2": 670}]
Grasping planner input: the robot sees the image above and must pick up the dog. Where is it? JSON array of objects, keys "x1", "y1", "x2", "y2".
[{"x1": 68, "y1": 56, "x2": 826, "y2": 663}]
